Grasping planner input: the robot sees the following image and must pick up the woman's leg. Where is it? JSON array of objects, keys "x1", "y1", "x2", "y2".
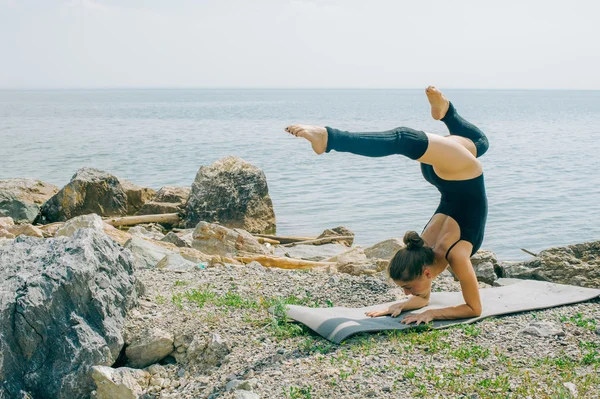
[
  {"x1": 441, "y1": 102, "x2": 489, "y2": 158},
  {"x1": 324, "y1": 125, "x2": 429, "y2": 160}
]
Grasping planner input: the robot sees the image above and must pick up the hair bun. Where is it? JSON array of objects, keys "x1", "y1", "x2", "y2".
[{"x1": 403, "y1": 231, "x2": 425, "y2": 250}]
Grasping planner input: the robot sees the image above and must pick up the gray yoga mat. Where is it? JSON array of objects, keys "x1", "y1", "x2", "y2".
[{"x1": 284, "y1": 280, "x2": 600, "y2": 343}]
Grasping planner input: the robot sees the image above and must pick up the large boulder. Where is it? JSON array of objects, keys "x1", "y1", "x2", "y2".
[
  {"x1": 191, "y1": 221, "x2": 268, "y2": 257},
  {"x1": 91, "y1": 366, "x2": 150, "y2": 399},
  {"x1": 497, "y1": 241, "x2": 600, "y2": 288},
  {"x1": 0, "y1": 229, "x2": 138, "y2": 399},
  {"x1": 55, "y1": 213, "x2": 105, "y2": 237},
  {"x1": 37, "y1": 168, "x2": 128, "y2": 223},
  {"x1": 184, "y1": 156, "x2": 276, "y2": 234},
  {"x1": 125, "y1": 327, "x2": 174, "y2": 368},
  {"x1": 0, "y1": 178, "x2": 59, "y2": 223},
  {"x1": 135, "y1": 186, "x2": 190, "y2": 216},
  {"x1": 364, "y1": 238, "x2": 403, "y2": 261},
  {"x1": 120, "y1": 180, "x2": 156, "y2": 216},
  {"x1": 470, "y1": 250, "x2": 500, "y2": 285},
  {"x1": 317, "y1": 226, "x2": 355, "y2": 246},
  {"x1": 274, "y1": 243, "x2": 349, "y2": 262}
]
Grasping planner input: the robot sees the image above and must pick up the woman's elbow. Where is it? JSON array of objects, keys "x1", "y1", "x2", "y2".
[{"x1": 470, "y1": 305, "x2": 482, "y2": 317}]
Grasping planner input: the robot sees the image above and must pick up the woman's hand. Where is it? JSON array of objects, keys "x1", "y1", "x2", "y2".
[
  {"x1": 401, "y1": 310, "x2": 435, "y2": 325},
  {"x1": 365, "y1": 302, "x2": 404, "y2": 318}
]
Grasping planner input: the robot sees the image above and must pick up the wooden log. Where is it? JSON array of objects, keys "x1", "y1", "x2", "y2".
[
  {"x1": 254, "y1": 237, "x2": 280, "y2": 245},
  {"x1": 281, "y1": 235, "x2": 354, "y2": 247},
  {"x1": 235, "y1": 254, "x2": 335, "y2": 270},
  {"x1": 103, "y1": 213, "x2": 180, "y2": 227},
  {"x1": 520, "y1": 248, "x2": 538, "y2": 257},
  {"x1": 253, "y1": 234, "x2": 316, "y2": 244}
]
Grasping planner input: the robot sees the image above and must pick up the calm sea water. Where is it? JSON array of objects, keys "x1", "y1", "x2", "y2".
[{"x1": 1, "y1": 89, "x2": 599, "y2": 261}]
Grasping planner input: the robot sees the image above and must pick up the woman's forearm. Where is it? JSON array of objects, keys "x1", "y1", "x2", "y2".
[
  {"x1": 400, "y1": 295, "x2": 429, "y2": 311},
  {"x1": 430, "y1": 304, "x2": 481, "y2": 320}
]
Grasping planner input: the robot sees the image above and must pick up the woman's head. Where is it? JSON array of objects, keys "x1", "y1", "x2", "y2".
[{"x1": 388, "y1": 231, "x2": 435, "y2": 296}]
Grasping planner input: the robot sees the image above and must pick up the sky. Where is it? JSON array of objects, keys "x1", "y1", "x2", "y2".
[{"x1": 1, "y1": 0, "x2": 599, "y2": 89}]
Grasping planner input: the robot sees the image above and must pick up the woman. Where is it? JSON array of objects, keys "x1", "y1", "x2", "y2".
[{"x1": 285, "y1": 86, "x2": 489, "y2": 325}]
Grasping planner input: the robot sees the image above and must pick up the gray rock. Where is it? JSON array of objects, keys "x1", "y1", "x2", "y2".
[
  {"x1": 191, "y1": 221, "x2": 268, "y2": 257},
  {"x1": 184, "y1": 156, "x2": 276, "y2": 234},
  {"x1": 273, "y1": 243, "x2": 348, "y2": 262},
  {"x1": 126, "y1": 328, "x2": 175, "y2": 368},
  {"x1": 187, "y1": 333, "x2": 230, "y2": 369},
  {"x1": 234, "y1": 390, "x2": 260, "y2": 399},
  {"x1": 470, "y1": 250, "x2": 500, "y2": 285},
  {"x1": 520, "y1": 321, "x2": 565, "y2": 337},
  {"x1": 0, "y1": 229, "x2": 138, "y2": 399},
  {"x1": 135, "y1": 186, "x2": 190, "y2": 216},
  {"x1": 156, "y1": 253, "x2": 198, "y2": 272},
  {"x1": 161, "y1": 231, "x2": 192, "y2": 248},
  {"x1": 124, "y1": 236, "x2": 176, "y2": 269},
  {"x1": 317, "y1": 226, "x2": 355, "y2": 246},
  {"x1": 364, "y1": 238, "x2": 403, "y2": 261},
  {"x1": 55, "y1": 213, "x2": 105, "y2": 237},
  {"x1": 498, "y1": 241, "x2": 600, "y2": 288},
  {"x1": 0, "y1": 178, "x2": 59, "y2": 223},
  {"x1": 128, "y1": 225, "x2": 165, "y2": 241},
  {"x1": 120, "y1": 180, "x2": 156, "y2": 216},
  {"x1": 91, "y1": 366, "x2": 150, "y2": 399},
  {"x1": 37, "y1": 168, "x2": 128, "y2": 223}
]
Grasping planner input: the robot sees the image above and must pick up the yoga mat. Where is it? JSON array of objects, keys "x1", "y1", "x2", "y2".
[{"x1": 283, "y1": 280, "x2": 600, "y2": 343}]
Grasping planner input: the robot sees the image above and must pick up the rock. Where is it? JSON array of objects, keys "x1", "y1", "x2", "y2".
[
  {"x1": 37, "y1": 168, "x2": 128, "y2": 223},
  {"x1": 234, "y1": 390, "x2": 260, "y2": 399},
  {"x1": 135, "y1": 186, "x2": 190, "y2": 216},
  {"x1": 470, "y1": 250, "x2": 500, "y2": 285},
  {"x1": 0, "y1": 178, "x2": 59, "y2": 223},
  {"x1": 161, "y1": 231, "x2": 192, "y2": 248},
  {"x1": 103, "y1": 223, "x2": 133, "y2": 246},
  {"x1": 0, "y1": 227, "x2": 15, "y2": 239},
  {"x1": 317, "y1": 226, "x2": 355, "y2": 246},
  {"x1": 520, "y1": 321, "x2": 565, "y2": 337},
  {"x1": 337, "y1": 260, "x2": 385, "y2": 276},
  {"x1": 187, "y1": 333, "x2": 230, "y2": 369},
  {"x1": 55, "y1": 213, "x2": 105, "y2": 237},
  {"x1": 91, "y1": 366, "x2": 150, "y2": 399},
  {"x1": 184, "y1": 156, "x2": 276, "y2": 234},
  {"x1": 126, "y1": 328, "x2": 175, "y2": 368},
  {"x1": 327, "y1": 247, "x2": 368, "y2": 264},
  {"x1": 273, "y1": 243, "x2": 348, "y2": 262},
  {"x1": 0, "y1": 229, "x2": 138, "y2": 399},
  {"x1": 563, "y1": 382, "x2": 578, "y2": 397},
  {"x1": 492, "y1": 278, "x2": 525, "y2": 287},
  {"x1": 128, "y1": 225, "x2": 166, "y2": 241},
  {"x1": 364, "y1": 238, "x2": 403, "y2": 261},
  {"x1": 226, "y1": 378, "x2": 258, "y2": 392},
  {"x1": 6, "y1": 223, "x2": 45, "y2": 238},
  {"x1": 125, "y1": 236, "x2": 177, "y2": 269},
  {"x1": 156, "y1": 253, "x2": 199, "y2": 272},
  {"x1": 497, "y1": 241, "x2": 600, "y2": 288},
  {"x1": 191, "y1": 221, "x2": 268, "y2": 257},
  {"x1": 0, "y1": 216, "x2": 15, "y2": 228},
  {"x1": 120, "y1": 180, "x2": 156, "y2": 216}
]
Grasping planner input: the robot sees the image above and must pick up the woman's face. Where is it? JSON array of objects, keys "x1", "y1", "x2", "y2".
[{"x1": 394, "y1": 270, "x2": 432, "y2": 297}]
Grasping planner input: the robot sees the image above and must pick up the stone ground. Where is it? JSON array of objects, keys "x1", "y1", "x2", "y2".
[{"x1": 121, "y1": 262, "x2": 600, "y2": 399}]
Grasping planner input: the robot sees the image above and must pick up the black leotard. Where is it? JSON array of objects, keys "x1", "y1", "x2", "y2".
[{"x1": 420, "y1": 164, "x2": 488, "y2": 258}]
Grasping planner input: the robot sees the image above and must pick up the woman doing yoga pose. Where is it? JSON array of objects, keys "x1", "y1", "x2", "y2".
[{"x1": 285, "y1": 86, "x2": 489, "y2": 325}]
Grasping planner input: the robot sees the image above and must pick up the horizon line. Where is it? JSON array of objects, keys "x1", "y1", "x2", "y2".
[{"x1": 1, "y1": 86, "x2": 600, "y2": 91}]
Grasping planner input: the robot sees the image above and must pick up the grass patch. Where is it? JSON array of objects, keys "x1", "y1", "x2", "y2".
[
  {"x1": 559, "y1": 313, "x2": 597, "y2": 330},
  {"x1": 451, "y1": 344, "x2": 490, "y2": 362},
  {"x1": 283, "y1": 385, "x2": 313, "y2": 398}
]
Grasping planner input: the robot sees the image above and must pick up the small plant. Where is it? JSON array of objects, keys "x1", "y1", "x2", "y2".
[
  {"x1": 461, "y1": 324, "x2": 481, "y2": 336},
  {"x1": 173, "y1": 280, "x2": 189, "y2": 286},
  {"x1": 155, "y1": 295, "x2": 166, "y2": 304},
  {"x1": 283, "y1": 385, "x2": 313, "y2": 399},
  {"x1": 451, "y1": 344, "x2": 490, "y2": 361},
  {"x1": 559, "y1": 313, "x2": 598, "y2": 330}
]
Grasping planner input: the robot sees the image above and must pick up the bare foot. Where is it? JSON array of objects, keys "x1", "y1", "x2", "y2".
[
  {"x1": 425, "y1": 86, "x2": 450, "y2": 120},
  {"x1": 285, "y1": 124, "x2": 328, "y2": 154}
]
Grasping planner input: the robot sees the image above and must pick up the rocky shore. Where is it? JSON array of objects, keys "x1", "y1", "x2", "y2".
[{"x1": 1, "y1": 156, "x2": 599, "y2": 399}]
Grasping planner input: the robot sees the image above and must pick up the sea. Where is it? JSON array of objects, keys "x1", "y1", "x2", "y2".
[{"x1": 1, "y1": 89, "x2": 599, "y2": 261}]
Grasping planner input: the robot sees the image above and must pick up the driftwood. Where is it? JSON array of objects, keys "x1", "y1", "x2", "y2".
[
  {"x1": 253, "y1": 234, "x2": 316, "y2": 244},
  {"x1": 520, "y1": 248, "x2": 538, "y2": 257},
  {"x1": 281, "y1": 235, "x2": 354, "y2": 247},
  {"x1": 103, "y1": 213, "x2": 180, "y2": 227},
  {"x1": 235, "y1": 254, "x2": 335, "y2": 270},
  {"x1": 254, "y1": 237, "x2": 280, "y2": 245}
]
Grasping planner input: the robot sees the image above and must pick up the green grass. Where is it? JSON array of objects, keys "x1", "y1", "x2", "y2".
[
  {"x1": 451, "y1": 344, "x2": 490, "y2": 362},
  {"x1": 283, "y1": 385, "x2": 313, "y2": 399},
  {"x1": 559, "y1": 313, "x2": 598, "y2": 330}
]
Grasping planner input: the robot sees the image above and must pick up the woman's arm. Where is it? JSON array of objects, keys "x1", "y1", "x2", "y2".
[
  {"x1": 365, "y1": 294, "x2": 429, "y2": 318},
  {"x1": 401, "y1": 244, "x2": 482, "y2": 325},
  {"x1": 432, "y1": 244, "x2": 482, "y2": 318}
]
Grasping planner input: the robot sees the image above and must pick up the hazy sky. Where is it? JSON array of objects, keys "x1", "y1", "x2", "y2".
[{"x1": 1, "y1": 0, "x2": 599, "y2": 89}]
